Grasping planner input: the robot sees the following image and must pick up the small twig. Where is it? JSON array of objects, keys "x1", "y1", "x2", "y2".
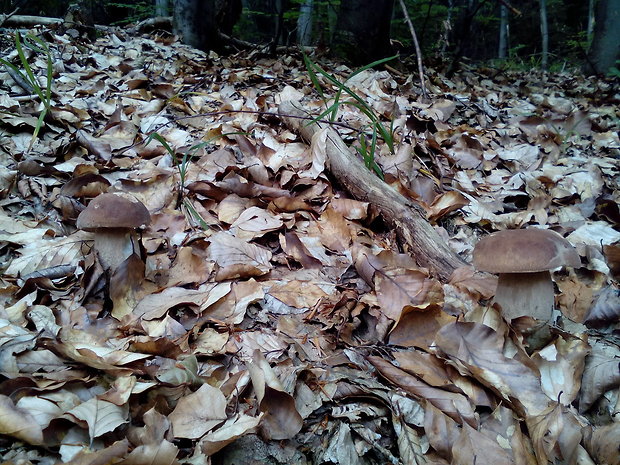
[
  {"x1": 397, "y1": 0, "x2": 428, "y2": 98},
  {"x1": 0, "y1": 7, "x2": 19, "y2": 28}
]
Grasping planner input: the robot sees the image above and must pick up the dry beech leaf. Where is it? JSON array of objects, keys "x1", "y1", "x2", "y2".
[
  {"x1": 389, "y1": 306, "x2": 456, "y2": 348},
  {"x1": 230, "y1": 206, "x2": 284, "y2": 240},
  {"x1": 423, "y1": 402, "x2": 460, "y2": 461},
  {"x1": 168, "y1": 383, "x2": 227, "y2": 439},
  {"x1": 526, "y1": 403, "x2": 583, "y2": 464},
  {"x1": 124, "y1": 408, "x2": 179, "y2": 465},
  {"x1": 435, "y1": 322, "x2": 550, "y2": 416},
  {"x1": 268, "y1": 280, "x2": 328, "y2": 309},
  {"x1": 65, "y1": 397, "x2": 129, "y2": 440},
  {"x1": 532, "y1": 336, "x2": 590, "y2": 405},
  {"x1": 67, "y1": 439, "x2": 130, "y2": 465},
  {"x1": 584, "y1": 285, "x2": 620, "y2": 327},
  {"x1": 110, "y1": 254, "x2": 151, "y2": 320},
  {"x1": 203, "y1": 279, "x2": 264, "y2": 324},
  {"x1": 427, "y1": 190, "x2": 469, "y2": 222},
  {"x1": 367, "y1": 355, "x2": 477, "y2": 427},
  {"x1": 279, "y1": 231, "x2": 323, "y2": 268},
  {"x1": 165, "y1": 246, "x2": 214, "y2": 287},
  {"x1": 5, "y1": 230, "x2": 90, "y2": 277},
  {"x1": 247, "y1": 350, "x2": 303, "y2": 440},
  {"x1": 208, "y1": 231, "x2": 272, "y2": 280},
  {"x1": 583, "y1": 423, "x2": 620, "y2": 465},
  {"x1": 0, "y1": 394, "x2": 44, "y2": 445},
  {"x1": 199, "y1": 413, "x2": 263, "y2": 456},
  {"x1": 579, "y1": 338, "x2": 620, "y2": 412}
]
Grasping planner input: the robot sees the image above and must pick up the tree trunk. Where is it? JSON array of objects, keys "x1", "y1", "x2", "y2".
[
  {"x1": 297, "y1": 0, "x2": 313, "y2": 45},
  {"x1": 331, "y1": 0, "x2": 395, "y2": 65},
  {"x1": 587, "y1": 0, "x2": 595, "y2": 43},
  {"x1": 172, "y1": 0, "x2": 241, "y2": 51},
  {"x1": 279, "y1": 101, "x2": 467, "y2": 281},
  {"x1": 498, "y1": 4, "x2": 508, "y2": 59},
  {"x1": 539, "y1": 0, "x2": 548, "y2": 70},
  {"x1": 586, "y1": 0, "x2": 620, "y2": 74},
  {"x1": 172, "y1": 0, "x2": 216, "y2": 50},
  {"x1": 154, "y1": 0, "x2": 169, "y2": 16}
]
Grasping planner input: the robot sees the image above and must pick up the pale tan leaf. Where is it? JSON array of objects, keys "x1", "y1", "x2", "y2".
[
  {"x1": 0, "y1": 394, "x2": 44, "y2": 445},
  {"x1": 168, "y1": 384, "x2": 227, "y2": 439},
  {"x1": 208, "y1": 231, "x2": 272, "y2": 280},
  {"x1": 230, "y1": 206, "x2": 284, "y2": 240},
  {"x1": 5, "y1": 230, "x2": 89, "y2": 277},
  {"x1": 268, "y1": 280, "x2": 328, "y2": 309},
  {"x1": 583, "y1": 423, "x2": 620, "y2": 465},
  {"x1": 533, "y1": 337, "x2": 590, "y2": 404},
  {"x1": 198, "y1": 413, "x2": 263, "y2": 456},
  {"x1": 16, "y1": 396, "x2": 63, "y2": 430},
  {"x1": 66, "y1": 397, "x2": 129, "y2": 440},
  {"x1": 451, "y1": 422, "x2": 515, "y2": 465}
]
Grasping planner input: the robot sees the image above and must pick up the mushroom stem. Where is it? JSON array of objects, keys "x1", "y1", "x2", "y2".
[
  {"x1": 94, "y1": 229, "x2": 136, "y2": 271},
  {"x1": 495, "y1": 271, "x2": 554, "y2": 321}
]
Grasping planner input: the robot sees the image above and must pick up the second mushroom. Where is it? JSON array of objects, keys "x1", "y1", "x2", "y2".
[{"x1": 473, "y1": 228, "x2": 580, "y2": 322}]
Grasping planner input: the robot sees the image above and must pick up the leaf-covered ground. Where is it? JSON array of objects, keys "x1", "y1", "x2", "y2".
[{"x1": 0, "y1": 26, "x2": 619, "y2": 465}]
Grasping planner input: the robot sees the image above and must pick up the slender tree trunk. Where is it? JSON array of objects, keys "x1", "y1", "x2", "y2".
[
  {"x1": 587, "y1": 0, "x2": 620, "y2": 74},
  {"x1": 331, "y1": 0, "x2": 395, "y2": 65},
  {"x1": 297, "y1": 0, "x2": 313, "y2": 45},
  {"x1": 498, "y1": 4, "x2": 508, "y2": 59},
  {"x1": 587, "y1": 0, "x2": 595, "y2": 43},
  {"x1": 154, "y1": 0, "x2": 169, "y2": 16},
  {"x1": 539, "y1": 0, "x2": 548, "y2": 69},
  {"x1": 172, "y1": 0, "x2": 216, "y2": 50}
]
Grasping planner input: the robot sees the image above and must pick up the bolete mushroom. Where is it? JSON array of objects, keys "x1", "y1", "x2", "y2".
[
  {"x1": 473, "y1": 228, "x2": 580, "y2": 322},
  {"x1": 77, "y1": 193, "x2": 151, "y2": 271}
]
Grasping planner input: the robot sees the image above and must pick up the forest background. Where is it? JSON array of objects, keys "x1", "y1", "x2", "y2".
[{"x1": 2, "y1": 0, "x2": 619, "y2": 76}]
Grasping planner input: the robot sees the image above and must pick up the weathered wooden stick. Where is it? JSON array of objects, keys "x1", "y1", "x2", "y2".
[{"x1": 279, "y1": 100, "x2": 467, "y2": 281}]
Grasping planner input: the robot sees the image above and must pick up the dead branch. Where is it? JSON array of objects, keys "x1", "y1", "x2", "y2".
[{"x1": 279, "y1": 100, "x2": 467, "y2": 281}]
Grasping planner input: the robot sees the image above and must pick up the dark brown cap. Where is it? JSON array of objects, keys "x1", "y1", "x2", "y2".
[
  {"x1": 473, "y1": 228, "x2": 580, "y2": 273},
  {"x1": 76, "y1": 193, "x2": 150, "y2": 231}
]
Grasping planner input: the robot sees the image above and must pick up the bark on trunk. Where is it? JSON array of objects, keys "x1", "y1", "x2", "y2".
[
  {"x1": 586, "y1": 0, "x2": 620, "y2": 74},
  {"x1": 278, "y1": 100, "x2": 467, "y2": 281},
  {"x1": 331, "y1": 0, "x2": 394, "y2": 65}
]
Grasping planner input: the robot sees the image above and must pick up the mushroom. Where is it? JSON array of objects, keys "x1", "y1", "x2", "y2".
[
  {"x1": 473, "y1": 228, "x2": 580, "y2": 322},
  {"x1": 76, "y1": 193, "x2": 151, "y2": 271}
]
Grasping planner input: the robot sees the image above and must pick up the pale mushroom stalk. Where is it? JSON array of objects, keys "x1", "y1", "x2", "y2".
[
  {"x1": 92, "y1": 228, "x2": 138, "y2": 271},
  {"x1": 495, "y1": 271, "x2": 554, "y2": 321}
]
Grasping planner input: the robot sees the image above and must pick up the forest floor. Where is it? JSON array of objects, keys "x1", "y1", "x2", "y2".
[{"x1": 0, "y1": 25, "x2": 619, "y2": 465}]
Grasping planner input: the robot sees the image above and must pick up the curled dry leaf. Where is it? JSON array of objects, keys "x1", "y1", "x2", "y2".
[
  {"x1": 526, "y1": 403, "x2": 584, "y2": 465},
  {"x1": 579, "y1": 338, "x2": 620, "y2": 412},
  {"x1": 435, "y1": 322, "x2": 550, "y2": 416},
  {"x1": 367, "y1": 355, "x2": 477, "y2": 427},
  {"x1": 247, "y1": 350, "x2": 303, "y2": 440}
]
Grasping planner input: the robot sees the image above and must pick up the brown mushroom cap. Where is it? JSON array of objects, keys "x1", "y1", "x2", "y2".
[
  {"x1": 77, "y1": 193, "x2": 150, "y2": 231},
  {"x1": 473, "y1": 228, "x2": 580, "y2": 273}
]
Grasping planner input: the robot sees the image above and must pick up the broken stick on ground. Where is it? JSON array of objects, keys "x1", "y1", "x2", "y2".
[{"x1": 278, "y1": 100, "x2": 467, "y2": 282}]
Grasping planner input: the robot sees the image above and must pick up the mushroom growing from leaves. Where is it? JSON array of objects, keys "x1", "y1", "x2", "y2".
[
  {"x1": 76, "y1": 193, "x2": 151, "y2": 271},
  {"x1": 473, "y1": 228, "x2": 580, "y2": 322}
]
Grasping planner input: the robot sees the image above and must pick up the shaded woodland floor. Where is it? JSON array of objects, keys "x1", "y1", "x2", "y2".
[{"x1": 0, "y1": 26, "x2": 619, "y2": 465}]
